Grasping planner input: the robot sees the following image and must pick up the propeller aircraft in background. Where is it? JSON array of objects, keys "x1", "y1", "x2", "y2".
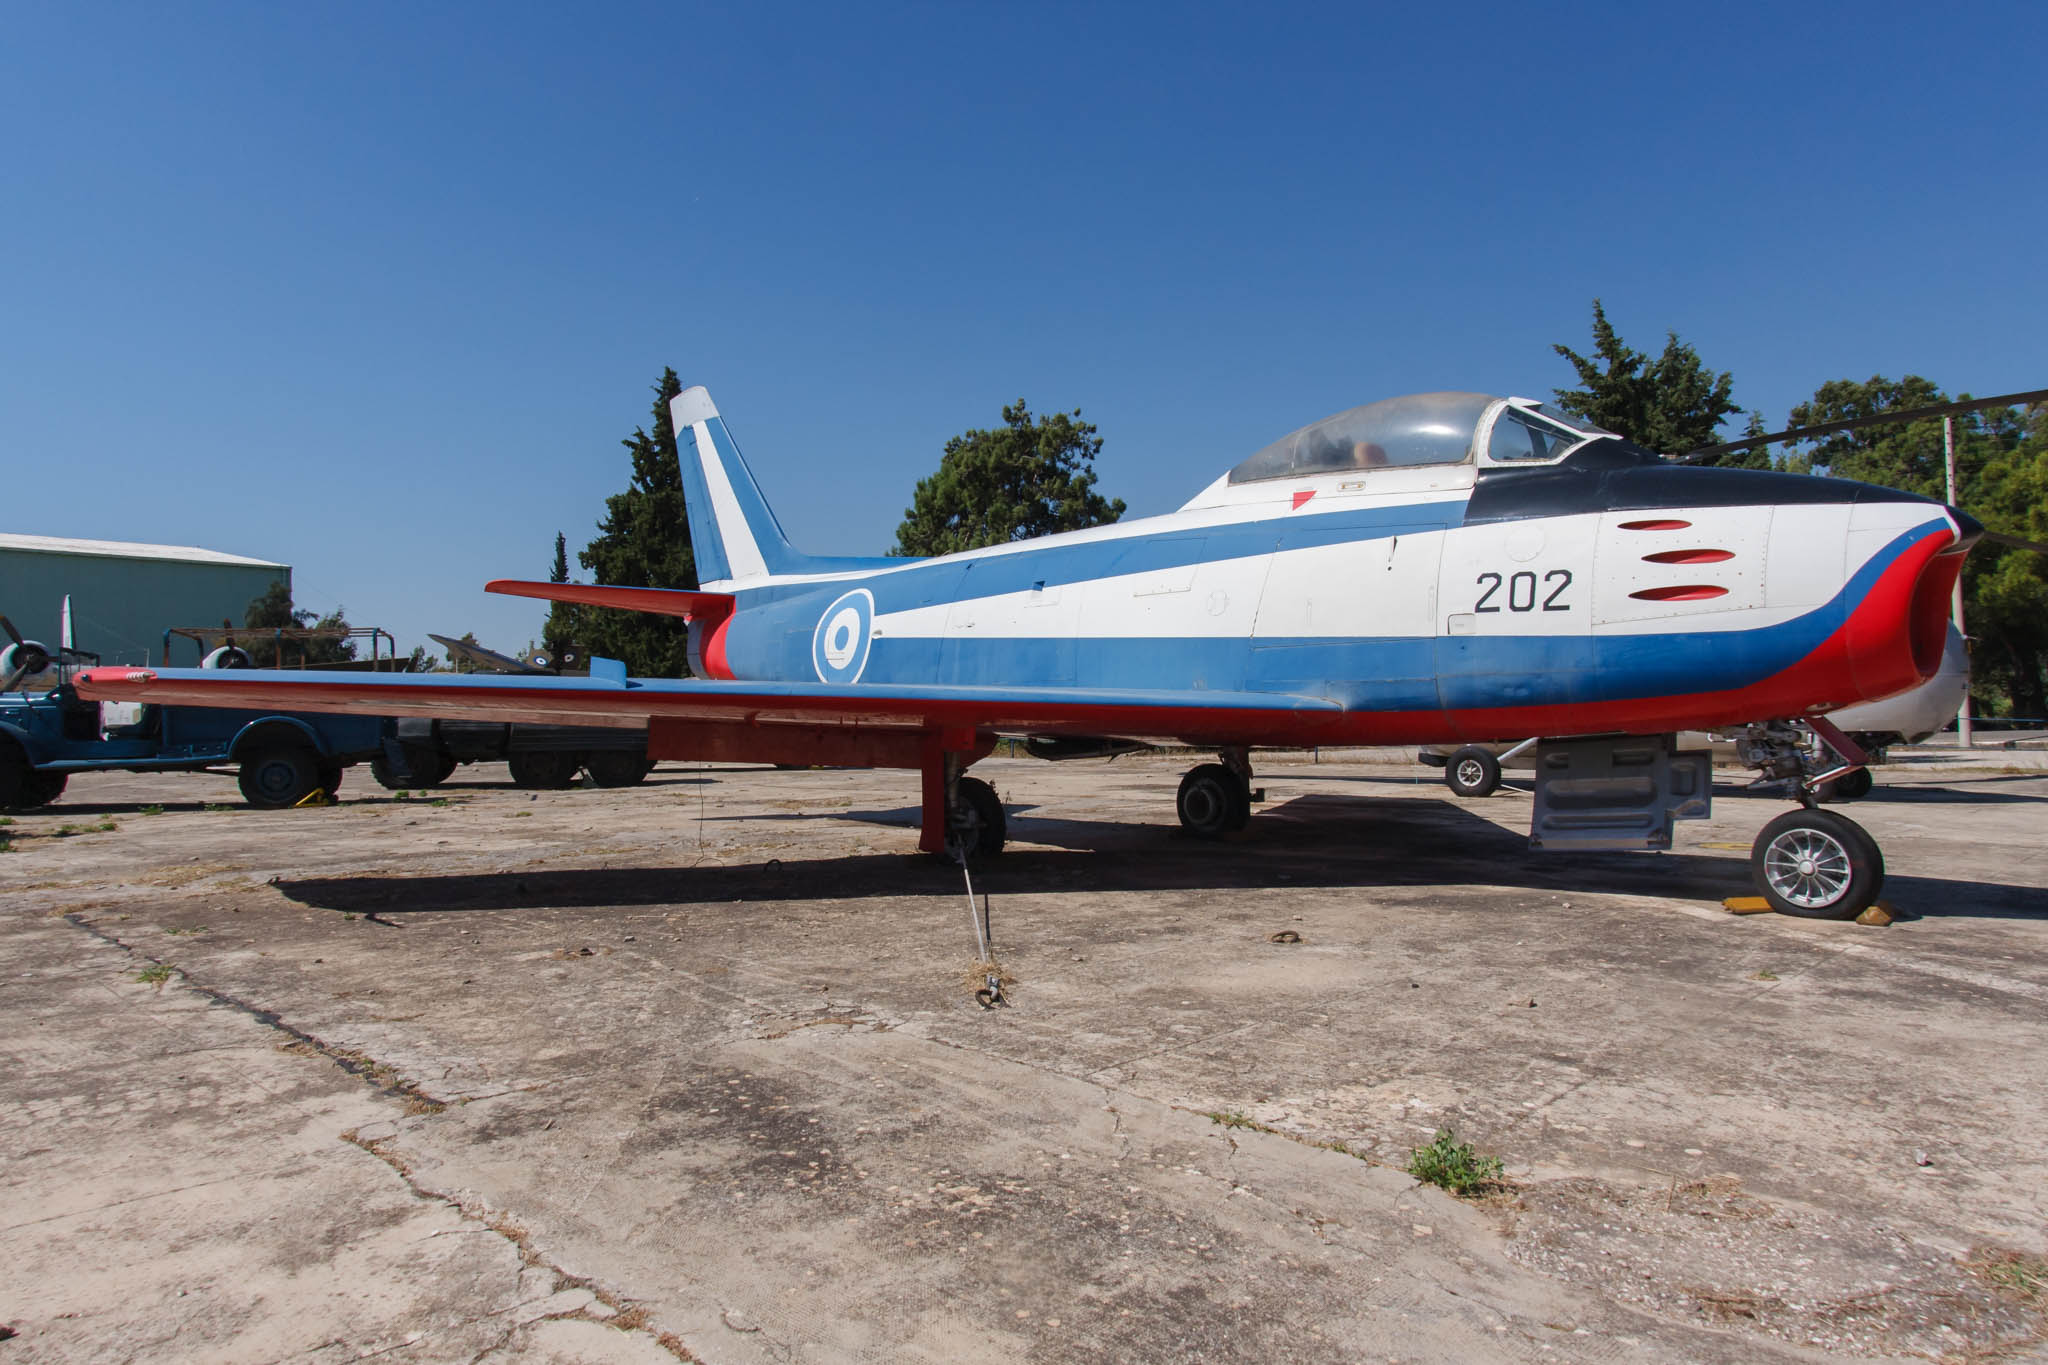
[{"x1": 80, "y1": 387, "x2": 1985, "y2": 920}]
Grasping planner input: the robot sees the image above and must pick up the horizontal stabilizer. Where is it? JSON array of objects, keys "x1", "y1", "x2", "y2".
[{"x1": 486, "y1": 580, "x2": 736, "y2": 621}]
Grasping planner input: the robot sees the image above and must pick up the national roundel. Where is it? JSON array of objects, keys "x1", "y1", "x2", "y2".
[{"x1": 811, "y1": 589, "x2": 875, "y2": 684}]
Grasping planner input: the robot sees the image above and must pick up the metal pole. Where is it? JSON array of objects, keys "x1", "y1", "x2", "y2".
[{"x1": 1944, "y1": 416, "x2": 1973, "y2": 749}]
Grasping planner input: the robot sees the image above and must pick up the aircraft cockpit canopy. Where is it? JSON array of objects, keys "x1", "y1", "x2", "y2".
[{"x1": 1226, "y1": 392, "x2": 1620, "y2": 484}]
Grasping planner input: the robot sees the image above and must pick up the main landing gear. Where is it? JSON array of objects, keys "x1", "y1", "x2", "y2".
[
  {"x1": 1176, "y1": 748, "x2": 1256, "y2": 839},
  {"x1": 1736, "y1": 717, "x2": 1884, "y2": 919}
]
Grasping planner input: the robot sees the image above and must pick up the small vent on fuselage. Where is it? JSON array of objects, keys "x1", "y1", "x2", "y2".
[
  {"x1": 1628, "y1": 584, "x2": 1729, "y2": 602},
  {"x1": 1641, "y1": 549, "x2": 1734, "y2": 565},
  {"x1": 1618, "y1": 518, "x2": 1692, "y2": 531}
]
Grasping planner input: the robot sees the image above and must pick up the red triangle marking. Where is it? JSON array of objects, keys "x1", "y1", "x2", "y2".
[{"x1": 1292, "y1": 489, "x2": 1316, "y2": 510}]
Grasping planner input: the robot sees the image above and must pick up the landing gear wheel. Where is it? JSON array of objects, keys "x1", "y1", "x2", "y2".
[
  {"x1": 23, "y1": 770, "x2": 67, "y2": 808},
  {"x1": 508, "y1": 750, "x2": 580, "y2": 790},
  {"x1": 1444, "y1": 746, "x2": 1502, "y2": 798},
  {"x1": 585, "y1": 751, "x2": 655, "y2": 788},
  {"x1": 1820, "y1": 767, "x2": 1874, "y2": 802},
  {"x1": 1750, "y1": 809, "x2": 1885, "y2": 920},
  {"x1": 239, "y1": 746, "x2": 322, "y2": 809},
  {"x1": 1177, "y1": 763, "x2": 1250, "y2": 839},
  {"x1": 947, "y1": 775, "x2": 1006, "y2": 858}
]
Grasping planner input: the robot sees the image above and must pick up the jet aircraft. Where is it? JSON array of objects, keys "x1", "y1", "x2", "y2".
[{"x1": 77, "y1": 388, "x2": 1981, "y2": 919}]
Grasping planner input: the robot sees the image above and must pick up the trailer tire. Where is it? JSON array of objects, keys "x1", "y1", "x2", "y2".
[
  {"x1": 239, "y1": 745, "x2": 323, "y2": 809},
  {"x1": 585, "y1": 751, "x2": 654, "y2": 788}
]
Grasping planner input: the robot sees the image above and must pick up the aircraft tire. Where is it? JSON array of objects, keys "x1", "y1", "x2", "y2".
[
  {"x1": 1750, "y1": 809, "x2": 1885, "y2": 920},
  {"x1": 1177, "y1": 764, "x2": 1246, "y2": 839},
  {"x1": 1820, "y1": 767, "x2": 1875, "y2": 802},
  {"x1": 1444, "y1": 746, "x2": 1502, "y2": 798},
  {"x1": 948, "y1": 775, "x2": 1006, "y2": 857},
  {"x1": 239, "y1": 745, "x2": 323, "y2": 809}
]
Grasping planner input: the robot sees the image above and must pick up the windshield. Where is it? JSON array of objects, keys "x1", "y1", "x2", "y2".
[
  {"x1": 1486, "y1": 403, "x2": 1618, "y2": 463},
  {"x1": 1228, "y1": 392, "x2": 1497, "y2": 484}
]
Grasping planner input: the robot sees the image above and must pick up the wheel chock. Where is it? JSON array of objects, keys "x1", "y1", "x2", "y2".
[
  {"x1": 1856, "y1": 903, "x2": 1894, "y2": 927},
  {"x1": 1722, "y1": 896, "x2": 1773, "y2": 914}
]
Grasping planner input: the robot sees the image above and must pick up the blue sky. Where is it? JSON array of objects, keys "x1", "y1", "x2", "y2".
[{"x1": 5, "y1": 1, "x2": 2043, "y2": 661}]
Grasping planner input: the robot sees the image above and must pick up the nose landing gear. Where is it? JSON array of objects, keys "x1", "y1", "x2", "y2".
[{"x1": 1738, "y1": 716, "x2": 1885, "y2": 919}]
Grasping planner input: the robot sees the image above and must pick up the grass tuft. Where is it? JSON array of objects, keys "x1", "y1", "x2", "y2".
[
  {"x1": 1407, "y1": 1127, "x2": 1507, "y2": 1198},
  {"x1": 136, "y1": 963, "x2": 174, "y2": 987}
]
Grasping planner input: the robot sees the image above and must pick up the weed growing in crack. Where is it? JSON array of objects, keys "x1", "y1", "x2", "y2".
[
  {"x1": 140, "y1": 805, "x2": 163, "y2": 816},
  {"x1": 1205, "y1": 1110, "x2": 1276, "y2": 1134},
  {"x1": 1750, "y1": 968, "x2": 1780, "y2": 981},
  {"x1": 136, "y1": 963, "x2": 174, "y2": 987},
  {"x1": 1974, "y1": 1250, "x2": 2048, "y2": 1301},
  {"x1": 1407, "y1": 1128, "x2": 1507, "y2": 1198}
]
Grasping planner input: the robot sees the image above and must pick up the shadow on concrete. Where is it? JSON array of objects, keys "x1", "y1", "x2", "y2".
[{"x1": 268, "y1": 791, "x2": 2047, "y2": 921}]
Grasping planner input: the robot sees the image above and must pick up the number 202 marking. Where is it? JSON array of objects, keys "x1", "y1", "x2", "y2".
[{"x1": 1475, "y1": 569, "x2": 1572, "y2": 612}]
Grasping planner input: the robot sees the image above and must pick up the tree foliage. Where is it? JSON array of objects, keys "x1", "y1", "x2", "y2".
[
  {"x1": 893, "y1": 401, "x2": 1125, "y2": 557},
  {"x1": 548, "y1": 369, "x2": 698, "y2": 677},
  {"x1": 242, "y1": 581, "x2": 356, "y2": 666},
  {"x1": 1552, "y1": 300, "x2": 1745, "y2": 460},
  {"x1": 1785, "y1": 375, "x2": 1954, "y2": 495}
]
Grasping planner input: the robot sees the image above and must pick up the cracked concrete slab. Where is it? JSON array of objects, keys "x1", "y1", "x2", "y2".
[{"x1": 3, "y1": 754, "x2": 2046, "y2": 1361}]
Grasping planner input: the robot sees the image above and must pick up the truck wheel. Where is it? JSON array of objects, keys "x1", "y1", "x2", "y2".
[
  {"x1": 508, "y1": 750, "x2": 579, "y2": 790},
  {"x1": 1444, "y1": 746, "x2": 1502, "y2": 798},
  {"x1": 0, "y1": 741, "x2": 29, "y2": 810},
  {"x1": 239, "y1": 746, "x2": 322, "y2": 809},
  {"x1": 372, "y1": 746, "x2": 450, "y2": 790},
  {"x1": 585, "y1": 751, "x2": 653, "y2": 788},
  {"x1": 318, "y1": 765, "x2": 344, "y2": 798},
  {"x1": 24, "y1": 771, "x2": 67, "y2": 808}
]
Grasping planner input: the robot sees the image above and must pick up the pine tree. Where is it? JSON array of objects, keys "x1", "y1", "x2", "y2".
[
  {"x1": 1552, "y1": 300, "x2": 1740, "y2": 457},
  {"x1": 573, "y1": 369, "x2": 698, "y2": 676},
  {"x1": 893, "y1": 401, "x2": 1124, "y2": 556}
]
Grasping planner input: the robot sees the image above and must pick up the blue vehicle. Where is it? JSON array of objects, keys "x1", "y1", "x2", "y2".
[{"x1": 0, "y1": 615, "x2": 386, "y2": 810}]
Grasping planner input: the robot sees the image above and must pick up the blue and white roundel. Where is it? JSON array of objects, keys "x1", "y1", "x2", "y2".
[{"x1": 811, "y1": 589, "x2": 875, "y2": 684}]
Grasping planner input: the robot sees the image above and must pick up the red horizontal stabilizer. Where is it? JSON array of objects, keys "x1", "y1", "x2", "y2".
[{"x1": 485, "y1": 580, "x2": 736, "y2": 622}]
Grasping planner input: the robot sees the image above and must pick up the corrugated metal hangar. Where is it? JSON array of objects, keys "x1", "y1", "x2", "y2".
[{"x1": 0, "y1": 533, "x2": 289, "y2": 666}]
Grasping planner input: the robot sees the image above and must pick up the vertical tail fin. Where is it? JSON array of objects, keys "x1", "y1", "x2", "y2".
[{"x1": 669, "y1": 387, "x2": 902, "y2": 587}]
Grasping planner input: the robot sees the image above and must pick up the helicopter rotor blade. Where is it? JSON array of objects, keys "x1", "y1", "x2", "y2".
[{"x1": 1984, "y1": 529, "x2": 2048, "y2": 556}]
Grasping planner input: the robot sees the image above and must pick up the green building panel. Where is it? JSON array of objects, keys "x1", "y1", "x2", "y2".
[{"x1": 0, "y1": 534, "x2": 289, "y2": 667}]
